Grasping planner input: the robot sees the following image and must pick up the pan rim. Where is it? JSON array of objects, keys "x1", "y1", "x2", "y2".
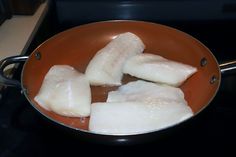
[{"x1": 20, "y1": 19, "x2": 222, "y2": 137}]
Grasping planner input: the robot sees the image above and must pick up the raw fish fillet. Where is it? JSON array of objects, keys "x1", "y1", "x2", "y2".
[
  {"x1": 89, "y1": 80, "x2": 193, "y2": 135},
  {"x1": 85, "y1": 32, "x2": 145, "y2": 86},
  {"x1": 123, "y1": 53, "x2": 197, "y2": 86},
  {"x1": 107, "y1": 80, "x2": 186, "y2": 103},
  {"x1": 34, "y1": 65, "x2": 91, "y2": 117},
  {"x1": 89, "y1": 101, "x2": 193, "y2": 135}
]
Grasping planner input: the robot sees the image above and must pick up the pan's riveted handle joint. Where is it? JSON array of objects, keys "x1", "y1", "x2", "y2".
[
  {"x1": 210, "y1": 75, "x2": 218, "y2": 84},
  {"x1": 35, "y1": 51, "x2": 41, "y2": 60},
  {"x1": 21, "y1": 87, "x2": 28, "y2": 95},
  {"x1": 200, "y1": 58, "x2": 207, "y2": 67}
]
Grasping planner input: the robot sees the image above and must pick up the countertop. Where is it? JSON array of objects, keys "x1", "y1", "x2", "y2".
[
  {"x1": 0, "y1": 1, "x2": 48, "y2": 91},
  {"x1": 0, "y1": 1, "x2": 48, "y2": 60}
]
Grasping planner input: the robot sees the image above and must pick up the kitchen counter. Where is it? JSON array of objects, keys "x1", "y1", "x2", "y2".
[
  {"x1": 0, "y1": 1, "x2": 48, "y2": 91},
  {"x1": 0, "y1": 1, "x2": 48, "y2": 60}
]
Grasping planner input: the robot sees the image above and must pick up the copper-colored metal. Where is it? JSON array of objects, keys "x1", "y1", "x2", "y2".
[{"x1": 22, "y1": 20, "x2": 221, "y2": 132}]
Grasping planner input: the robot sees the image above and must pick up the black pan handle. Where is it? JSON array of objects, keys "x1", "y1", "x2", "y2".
[
  {"x1": 219, "y1": 60, "x2": 236, "y2": 75},
  {"x1": 0, "y1": 55, "x2": 29, "y2": 88}
]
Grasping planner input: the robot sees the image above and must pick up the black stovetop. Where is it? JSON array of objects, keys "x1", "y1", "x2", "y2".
[{"x1": 1, "y1": 3, "x2": 236, "y2": 156}]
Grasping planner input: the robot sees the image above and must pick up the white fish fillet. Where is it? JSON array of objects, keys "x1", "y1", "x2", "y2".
[
  {"x1": 89, "y1": 101, "x2": 193, "y2": 135},
  {"x1": 123, "y1": 53, "x2": 197, "y2": 86},
  {"x1": 89, "y1": 80, "x2": 193, "y2": 135},
  {"x1": 107, "y1": 80, "x2": 186, "y2": 103},
  {"x1": 34, "y1": 65, "x2": 91, "y2": 117},
  {"x1": 85, "y1": 32, "x2": 145, "y2": 86}
]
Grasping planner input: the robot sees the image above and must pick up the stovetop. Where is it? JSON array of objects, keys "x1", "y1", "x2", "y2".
[{"x1": 1, "y1": 3, "x2": 236, "y2": 156}]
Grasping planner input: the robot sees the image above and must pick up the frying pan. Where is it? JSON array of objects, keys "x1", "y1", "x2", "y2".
[{"x1": 1, "y1": 20, "x2": 236, "y2": 145}]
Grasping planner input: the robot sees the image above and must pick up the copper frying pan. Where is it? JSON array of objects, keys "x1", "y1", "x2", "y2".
[{"x1": 1, "y1": 20, "x2": 236, "y2": 144}]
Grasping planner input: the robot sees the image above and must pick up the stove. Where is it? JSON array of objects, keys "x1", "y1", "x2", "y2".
[{"x1": 1, "y1": 1, "x2": 236, "y2": 156}]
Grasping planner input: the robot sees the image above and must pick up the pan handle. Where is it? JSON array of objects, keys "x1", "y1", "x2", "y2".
[
  {"x1": 0, "y1": 55, "x2": 29, "y2": 88},
  {"x1": 219, "y1": 60, "x2": 236, "y2": 75}
]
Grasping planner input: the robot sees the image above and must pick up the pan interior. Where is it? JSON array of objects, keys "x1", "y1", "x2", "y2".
[{"x1": 22, "y1": 20, "x2": 220, "y2": 132}]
